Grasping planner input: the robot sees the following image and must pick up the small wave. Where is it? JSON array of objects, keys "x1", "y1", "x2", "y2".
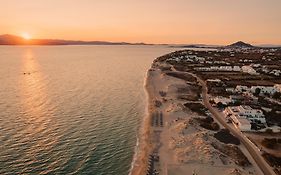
[
  {"x1": 129, "y1": 66, "x2": 151, "y2": 175},
  {"x1": 129, "y1": 135, "x2": 139, "y2": 175}
]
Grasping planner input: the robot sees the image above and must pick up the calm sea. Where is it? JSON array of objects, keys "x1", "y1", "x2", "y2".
[{"x1": 0, "y1": 45, "x2": 176, "y2": 175}]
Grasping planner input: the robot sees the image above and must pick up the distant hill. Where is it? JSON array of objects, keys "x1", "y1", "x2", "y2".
[
  {"x1": 0, "y1": 34, "x2": 28, "y2": 45},
  {"x1": 0, "y1": 34, "x2": 148, "y2": 45},
  {"x1": 227, "y1": 41, "x2": 254, "y2": 48}
]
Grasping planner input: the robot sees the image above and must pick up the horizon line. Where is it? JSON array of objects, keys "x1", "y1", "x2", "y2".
[{"x1": 1, "y1": 34, "x2": 281, "y2": 46}]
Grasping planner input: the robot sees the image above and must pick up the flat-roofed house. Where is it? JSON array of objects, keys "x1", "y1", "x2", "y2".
[
  {"x1": 250, "y1": 86, "x2": 277, "y2": 95},
  {"x1": 224, "y1": 105, "x2": 266, "y2": 123},
  {"x1": 213, "y1": 96, "x2": 232, "y2": 105}
]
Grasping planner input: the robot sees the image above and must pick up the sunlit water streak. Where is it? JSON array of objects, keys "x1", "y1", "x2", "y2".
[{"x1": 0, "y1": 45, "x2": 176, "y2": 175}]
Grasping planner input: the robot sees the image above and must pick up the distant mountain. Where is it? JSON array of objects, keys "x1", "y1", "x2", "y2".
[
  {"x1": 227, "y1": 41, "x2": 254, "y2": 48},
  {"x1": 0, "y1": 34, "x2": 28, "y2": 45},
  {"x1": 0, "y1": 34, "x2": 148, "y2": 45}
]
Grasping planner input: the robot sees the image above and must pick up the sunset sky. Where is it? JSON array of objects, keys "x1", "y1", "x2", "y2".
[{"x1": 1, "y1": 0, "x2": 281, "y2": 45}]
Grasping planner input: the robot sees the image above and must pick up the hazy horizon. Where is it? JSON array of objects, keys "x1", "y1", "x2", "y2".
[
  {"x1": 2, "y1": 33, "x2": 280, "y2": 46},
  {"x1": 1, "y1": 0, "x2": 281, "y2": 45}
]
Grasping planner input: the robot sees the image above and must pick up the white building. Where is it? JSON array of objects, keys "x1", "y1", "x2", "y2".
[
  {"x1": 224, "y1": 105, "x2": 266, "y2": 123},
  {"x1": 242, "y1": 66, "x2": 258, "y2": 75},
  {"x1": 226, "y1": 88, "x2": 235, "y2": 93},
  {"x1": 230, "y1": 95, "x2": 244, "y2": 103},
  {"x1": 270, "y1": 70, "x2": 281, "y2": 76},
  {"x1": 235, "y1": 85, "x2": 280, "y2": 95},
  {"x1": 233, "y1": 66, "x2": 241, "y2": 71},
  {"x1": 213, "y1": 96, "x2": 232, "y2": 105},
  {"x1": 235, "y1": 85, "x2": 249, "y2": 93},
  {"x1": 237, "y1": 105, "x2": 264, "y2": 119},
  {"x1": 220, "y1": 66, "x2": 232, "y2": 71},
  {"x1": 207, "y1": 79, "x2": 221, "y2": 83},
  {"x1": 250, "y1": 86, "x2": 277, "y2": 95},
  {"x1": 251, "y1": 64, "x2": 261, "y2": 68},
  {"x1": 185, "y1": 55, "x2": 205, "y2": 62}
]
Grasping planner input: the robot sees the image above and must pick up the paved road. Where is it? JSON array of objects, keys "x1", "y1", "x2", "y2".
[{"x1": 192, "y1": 73, "x2": 276, "y2": 175}]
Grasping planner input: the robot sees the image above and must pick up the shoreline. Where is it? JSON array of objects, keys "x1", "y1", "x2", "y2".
[{"x1": 130, "y1": 64, "x2": 155, "y2": 175}]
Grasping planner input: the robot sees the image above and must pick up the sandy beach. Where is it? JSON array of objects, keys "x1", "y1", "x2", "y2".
[
  {"x1": 130, "y1": 66, "x2": 157, "y2": 175},
  {"x1": 131, "y1": 57, "x2": 263, "y2": 175}
]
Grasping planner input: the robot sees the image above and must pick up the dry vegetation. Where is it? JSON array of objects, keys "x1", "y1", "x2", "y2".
[
  {"x1": 212, "y1": 142, "x2": 251, "y2": 167},
  {"x1": 194, "y1": 117, "x2": 220, "y2": 131},
  {"x1": 262, "y1": 153, "x2": 281, "y2": 175},
  {"x1": 214, "y1": 129, "x2": 240, "y2": 145},
  {"x1": 183, "y1": 102, "x2": 208, "y2": 116},
  {"x1": 261, "y1": 138, "x2": 281, "y2": 149}
]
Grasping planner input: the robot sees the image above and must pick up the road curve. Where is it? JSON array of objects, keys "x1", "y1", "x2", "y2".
[{"x1": 193, "y1": 73, "x2": 276, "y2": 175}]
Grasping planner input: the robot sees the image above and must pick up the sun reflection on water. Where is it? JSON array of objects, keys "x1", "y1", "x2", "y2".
[{"x1": 18, "y1": 48, "x2": 58, "y2": 170}]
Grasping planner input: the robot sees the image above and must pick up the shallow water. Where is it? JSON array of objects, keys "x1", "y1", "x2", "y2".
[{"x1": 0, "y1": 45, "x2": 176, "y2": 175}]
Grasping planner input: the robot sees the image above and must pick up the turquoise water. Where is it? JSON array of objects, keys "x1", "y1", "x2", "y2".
[{"x1": 0, "y1": 45, "x2": 176, "y2": 175}]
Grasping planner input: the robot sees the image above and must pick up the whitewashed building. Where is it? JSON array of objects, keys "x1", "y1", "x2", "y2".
[
  {"x1": 233, "y1": 66, "x2": 241, "y2": 71},
  {"x1": 235, "y1": 85, "x2": 280, "y2": 95},
  {"x1": 213, "y1": 96, "x2": 232, "y2": 105},
  {"x1": 270, "y1": 70, "x2": 281, "y2": 76},
  {"x1": 250, "y1": 86, "x2": 277, "y2": 95},
  {"x1": 224, "y1": 105, "x2": 266, "y2": 123},
  {"x1": 207, "y1": 79, "x2": 221, "y2": 83},
  {"x1": 242, "y1": 66, "x2": 258, "y2": 75},
  {"x1": 226, "y1": 88, "x2": 235, "y2": 93}
]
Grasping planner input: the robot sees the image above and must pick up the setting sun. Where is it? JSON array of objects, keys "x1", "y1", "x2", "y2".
[{"x1": 22, "y1": 33, "x2": 31, "y2": 40}]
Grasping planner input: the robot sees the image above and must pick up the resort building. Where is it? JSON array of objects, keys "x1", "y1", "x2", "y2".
[
  {"x1": 250, "y1": 86, "x2": 277, "y2": 95},
  {"x1": 224, "y1": 105, "x2": 266, "y2": 123},
  {"x1": 235, "y1": 85, "x2": 281, "y2": 95}
]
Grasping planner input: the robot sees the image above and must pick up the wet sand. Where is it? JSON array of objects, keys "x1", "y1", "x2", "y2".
[{"x1": 130, "y1": 68, "x2": 156, "y2": 175}]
